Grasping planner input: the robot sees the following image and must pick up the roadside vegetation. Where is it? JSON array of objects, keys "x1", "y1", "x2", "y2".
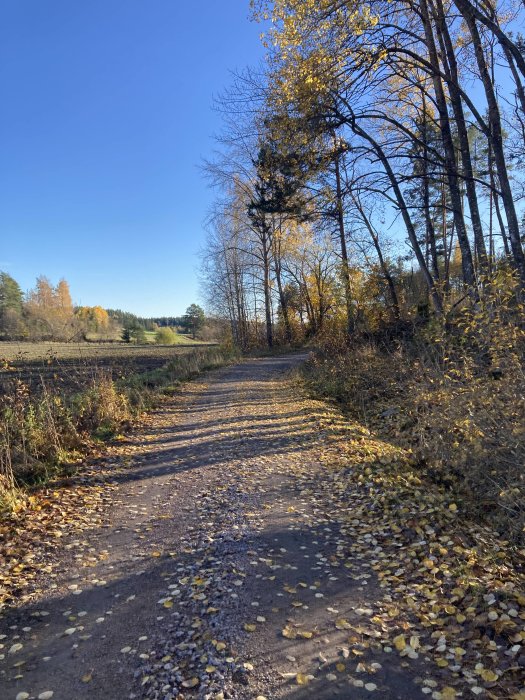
[
  {"x1": 0, "y1": 270, "x2": 224, "y2": 510},
  {"x1": 303, "y1": 286, "x2": 525, "y2": 544},
  {"x1": 0, "y1": 343, "x2": 237, "y2": 516}
]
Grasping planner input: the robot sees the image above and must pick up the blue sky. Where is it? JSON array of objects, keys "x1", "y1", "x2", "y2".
[{"x1": 0, "y1": 1, "x2": 264, "y2": 316}]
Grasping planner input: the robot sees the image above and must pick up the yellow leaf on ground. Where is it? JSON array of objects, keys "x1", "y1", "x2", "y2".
[
  {"x1": 282, "y1": 625, "x2": 297, "y2": 639},
  {"x1": 409, "y1": 635, "x2": 420, "y2": 649},
  {"x1": 296, "y1": 673, "x2": 309, "y2": 686},
  {"x1": 480, "y1": 669, "x2": 498, "y2": 682},
  {"x1": 393, "y1": 634, "x2": 406, "y2": 651},
  {"x1": 335, "y1": 618, "x2": 351, "y2": 630}
]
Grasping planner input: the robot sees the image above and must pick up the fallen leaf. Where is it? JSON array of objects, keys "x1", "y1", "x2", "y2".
[
  {"x1": 335, "y1": 618, "x2": 351, "y2": 630},
  {"x1": 295, "y1": 673, "x2": 309, "y2": 686}
]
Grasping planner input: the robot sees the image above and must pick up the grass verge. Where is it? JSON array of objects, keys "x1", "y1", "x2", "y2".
[{"x1": 0, "y1": 344, "x2": 239, "y2": 515}]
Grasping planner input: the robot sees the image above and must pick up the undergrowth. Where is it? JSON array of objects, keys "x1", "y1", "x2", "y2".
[
  {"x1": 303, "y1": 277, "x2": 525, "y2": 545},
  {"x1": 0, "y1": 344, "x2": 238, "y2": 514}
]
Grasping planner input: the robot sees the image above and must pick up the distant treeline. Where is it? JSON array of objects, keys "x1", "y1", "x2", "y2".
[
  {"x1": 106, "y1": 310, "x2": 186, "y2": 332},
  {"x1": 0, "y1": 272, "x2": 120, "y2": 342},
  {"x1": 0, "y1": 271, "x2": 201, "y2": 342}
]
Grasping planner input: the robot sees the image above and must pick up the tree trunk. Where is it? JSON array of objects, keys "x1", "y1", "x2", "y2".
[
  {"x1": 262, "y1": 225, "x2": 273, "y2": 348},
  {"x1": 460, "y1": 8, "x2": 525, "y2": 283},
  {"x1": 352, "y1": 121, "x2": 443, "y2": 313},
  {"x1": 433, "y1": 0, "x2": 488, "y2": 270},
  {"x1": 333, "y1": 137, "x2": 355, "y2": 336},
  {"x1": 273, "y1": 224, "x2": 293, "y2": 343},
  {"x1": 421, "y1": 91, "x2": 441, "y2": 280},
  {"x1": 453, "y1": 0, "x2": 525, "y2": 80},
  {"x1": 419, "y1": 0, "x2": 477, "y2": 289}
]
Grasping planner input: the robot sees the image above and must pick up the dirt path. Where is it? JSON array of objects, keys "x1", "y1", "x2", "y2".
[{"x1": 0, "y1": 355, "x2": 522, "y2": 700}]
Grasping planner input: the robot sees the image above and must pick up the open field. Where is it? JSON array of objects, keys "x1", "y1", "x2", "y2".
[
  {"x1": 142, "y1": 330, "x2": 199, "y2": 344},
  {"x1": 84, "y1": 330, "x2": 203, "y2": 345},
  {"x1": 0, "y1": 341, "x2": 214, "y2": 392}
]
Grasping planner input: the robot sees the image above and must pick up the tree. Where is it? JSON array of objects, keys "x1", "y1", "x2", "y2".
[
  {"x1": 76, "y1": 306, "x2": 110, "y2": 337},
  {"x1": 248, "y1": 141, "x2": 310, "y2": 345},
  {"x1": 28, "y1": 275, "x2": 54, "y2": 308},
  {"x1": 253, "y1": 0, "x2": 525, "y2": 296},
  {"x1": 55, "y1": 279, "x2": 73, "y2": 312},
  {"x1": 131, "y1": 327, "x2": 148, "y2": 344},
  {"x1": 0, "y1": 272, "x2": 23, "y2": 315},
  {"x1": 183, "y1": 304, "x2": 205, "y2": 339},
  {"x1": 26, "y1": 275, "x2": 78, "y2": 340},
  {"x1": 0, "y1": 271, "x2": 25, "y2": 339},
  {"x1": 200, "y1": 0, "x2": 525, "y2": 354}
]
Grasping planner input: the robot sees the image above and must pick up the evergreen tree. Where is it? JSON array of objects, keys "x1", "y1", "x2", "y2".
[
  {"x1": 0, "y1": 271, "x2": 25, "y2": 339},
  {"x1": 183, "y1": 304, "x2": 205, "y2": 339},
  {"x1": 0, "y1": 272, "x2": 23, "y2": 315},
  {"x1": 131, "y1": 327, "x2": 148, "y2": 344}
]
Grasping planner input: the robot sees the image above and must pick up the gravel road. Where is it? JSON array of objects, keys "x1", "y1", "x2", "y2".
[{"x1": 0, "y1": 354, "x2": 444, "y2": 699}]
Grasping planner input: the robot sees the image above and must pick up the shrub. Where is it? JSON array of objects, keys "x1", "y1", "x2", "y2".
[
  {"x1": 72, "y1": 371, "x2": 131, "y2": 438},
  {"x1": 0, "y1": 379, "x2": 82, "y2": 483},
  {"x1": 304, "y1": 282, "x2": 525, "y2": 544},
  {"x1": 155, "y1": 327, "x2": 177, "y2": 345},
  {"x1": 131, "y1": 327, "x2": 148, "y2": 344}
]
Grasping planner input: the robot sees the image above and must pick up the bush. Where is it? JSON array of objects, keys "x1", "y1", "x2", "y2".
[
  {"x1": 304, "y1": 284, "x2": 525, "y2": 544},
  {"x1": 73, "y1": 372, "x2": 131, "y2": 438},
  {"x1": 131, "y1": 327, "x2": 148, "y2": 344},
  {"x1": 155, "y1": 327, "x2": 178, "y2": 345},
  {"x1": 0, "y1": 380, "x2": 82, "y2": 483}
]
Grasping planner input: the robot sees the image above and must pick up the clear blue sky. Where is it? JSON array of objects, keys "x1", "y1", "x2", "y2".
[{"x1": 0, "y1": 1, "x2": 264, "y2": 317}]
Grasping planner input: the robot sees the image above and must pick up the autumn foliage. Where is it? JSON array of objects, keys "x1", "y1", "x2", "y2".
[{"x1": 304, "y1": 270, "x2": 525, "y2": 543}]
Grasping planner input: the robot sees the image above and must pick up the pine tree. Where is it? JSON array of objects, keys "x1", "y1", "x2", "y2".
[
  {"x1": 0, "y1": 271, "x2": 25, "y2": 338},
  {"x1": 0, "y1": 272, "x2": 23, "y2": 315},
  {"x1": 183, "y1": 304, "x2": 205, "y2": 339}
]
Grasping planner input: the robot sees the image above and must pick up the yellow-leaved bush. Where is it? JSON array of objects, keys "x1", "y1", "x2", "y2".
[{"x1": 304, "y1": 270, "x2": 525, "y2": 543}]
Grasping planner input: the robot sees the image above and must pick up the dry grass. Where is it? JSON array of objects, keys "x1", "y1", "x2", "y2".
[{"x1": 0, "y1": 344, "x2": 238, "y2": 514}]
